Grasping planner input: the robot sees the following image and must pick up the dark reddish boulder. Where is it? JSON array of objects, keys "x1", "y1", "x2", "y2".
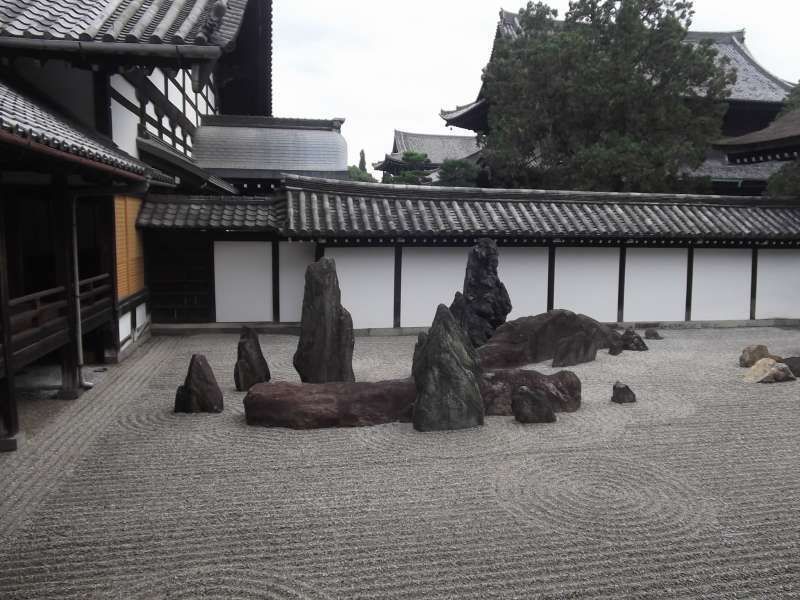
[
  {"x1": 552, "y1": 331, "x2": 599, "y2": 367},
  {"x1": 449, "y1": 238, "x2": 512, "y2": 347},
  {"x1": 478, "y1": 309, "x2": 623, "y2": 369},
  {"x1": 480, "y1": 368, "x2": 581, "y2": 415},
  {"x1": 174, "y1": 354, "x2": 223, "y2": 413},
  {"x1": 234, "y1": 327, "x2": 271, "y2": 391},
  {"x1": 293, "y1": 257, "x2": 355, "y2": 383},
  {"x1": 512, "y1": 386, "x2": 557, "y2": 424},
  {"x1": 244, "y1": 380, "x2": 414, "y2": 428}
]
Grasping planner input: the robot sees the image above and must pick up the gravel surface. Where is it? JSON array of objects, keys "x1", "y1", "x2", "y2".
[{"x1": 0, "y1": 328, "x2": 799, "y2": 599}]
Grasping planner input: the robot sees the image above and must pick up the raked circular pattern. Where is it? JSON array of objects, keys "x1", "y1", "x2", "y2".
[
  {"x1": 125, "y1": 567, "x2": 333, "y2": 600},
  {"x1": 492, "y1": 453, "x2": 716, "y2": 541}
]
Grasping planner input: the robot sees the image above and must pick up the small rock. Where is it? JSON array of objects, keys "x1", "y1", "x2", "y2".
[
  {"x1": 234, "y1": 327, "x2": 271, "y2": 391},
  {"x1": 512, "y1": 386, "x2": 557, "y2": 423},
  {"x1": 738, "y1": 345, "x2": 782, "y2": 368},
  {"x1": 644, "y1": 328, "x2": 663, "y2": 340},
  {"x1": 552, "y1": 331, "x2": 598, "y2": 367},
  {"x1": 621, "y1": 328, "x2": 648, "y2": 351},
  {"x1": 781, "y1": 357, "x2": 800, "y2": 377},
  {"x1": 743, "y1": 358, "x2": 796, "y2": 383},
  {"x1": 611, "y1": 381, "x2": 636, "y2": 404},
  {"x1": 174, "y1": 354, "x2": 223, "y2": 413}
]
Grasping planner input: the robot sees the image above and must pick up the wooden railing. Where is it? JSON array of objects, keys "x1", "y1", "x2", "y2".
[
  {"x1": 8, "y1": 286, "x2": 69, "y2": 369},
  {"x1": 79, "y1": 273, "x2": 113, "y2": 330}
]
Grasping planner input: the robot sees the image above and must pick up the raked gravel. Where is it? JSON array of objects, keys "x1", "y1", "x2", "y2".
[{"x1": 0, "y1": 328, "x2": 799, "y2": 599}]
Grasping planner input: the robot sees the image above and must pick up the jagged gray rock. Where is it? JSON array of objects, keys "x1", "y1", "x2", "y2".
[
  {"x1": 621, "y1": 328, "x2": 649, "y2": 352},
  {"x1": 611, "y1": 381, "x2": 636, "y2": 404},
  {"x1": 449, "y1": 238, "x2": 512, "y2": 347},
  {"x1": 174, "y1": 354, "x2": 223, "y2": 413},
  {"x1": 234, "y1": 327, "x2": 271, "y2": 391},
  {"x1": 644, "y1": 328, "x2": 664, "y2": 340},
  {"x1": 293, "y1": 257, "x2": 355, "y2": 383},
  {"x1": 412, "y1": 304, "x2": 484, "y2": 432},
  {"x1": 512, "y1": 385, "x2": 557, "y2": 423}
]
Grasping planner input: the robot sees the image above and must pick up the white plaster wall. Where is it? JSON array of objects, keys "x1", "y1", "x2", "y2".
[
  {"x1": 110, "y1": 99, "x2": 139, "y2": 158},
  {"x1": 214, "y1": 242, "x2": 273, "y2": 322},
  {"x1": 279, "y1": 242, "x2": 316, "y2": 322},
  {"x1": 401, "y1": 247, "x2": 469, "y2": 328},
  {"x1": 326, "y1": 248, "x2": 394, "y2": 329},
  {"x1": 17, "y1": 59, "x2": 95, "y2": 128},
  {"x1": 554, "y1": 247, "x2": 619, "y2": 322},
  {"x1": 135, "y1": 302, "x2": 149, "y2": 331},
  {"x1": 498, "y1": 247, "x2": 548, "y2": 319},
  {"x1": 624, "y1": 248, "x2": 687, "y2": 322},
  {"x1": 756, "y1": 250, "x2": 800, "y2": 319},
  {"x1": 119, "y1": 312, "x2": 132, "y2": 342},
  {"x1": 692, "y1": 249, "x2": 751, "y2": 321},
  {"x1": 110, "y1": 74, "x2": 138, "y2": 106}
]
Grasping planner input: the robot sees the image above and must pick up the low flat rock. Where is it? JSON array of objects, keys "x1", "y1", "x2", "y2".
[
  {"x1": 552, "y1": 331, "x2": 598, "y2": 367},
  {"x1": 174, "y1": 354, "x2": 223, "y2": 413},
  {"x1": 739, "y1": 345, "x2": 782, "y2": 368},
  {"x1": 743, "y1": 358, "x2": 796, "y2": 384},
  {"x1": 481, "y1": 369, "x2": 581, "y2": 416},
  {"x1": 512, "y1": 386, "x2": 557, "y2": 424},
  {"x1": 644, "y1": 328, "x2": 663, "y2": 340},
  {"x1": 479, "y1": 309, "x2": 623, "y2": 370},
  {"x1": 244, "y1": 380, "x2": 414, "y2": 428},
  {"x1": 611, "y1": 381, "x2": 636, "y2": 404}
]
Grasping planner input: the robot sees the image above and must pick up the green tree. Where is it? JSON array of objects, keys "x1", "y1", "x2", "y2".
[
  {"x1": 348, "y1": 165, "x2": 377, "y2": 183},
  {"x1": 436, "y1": 159, "x2": 480, "y2": 187},
  {"x1": 767, "y1": 160, "x2": 800, "y2": 197},
  {"x1": 481, "y1": 0, "x2": 736, "y2": 192},
  {"x1": 358, "y1": 149, "x2": 367, "y2": 172},
  {"x1": 381, "y1": 152, "x2": 433, "y2": 185},
  {"x1": 779, "y1": 82, "x2": 800, "y2": 117}
]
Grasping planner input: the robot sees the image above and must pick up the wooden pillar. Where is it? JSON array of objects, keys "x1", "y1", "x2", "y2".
[
  {"x1": 54, "y1": 193, "x2": 81, "y2": 400},
  {"x1": 393, "y1": 245, "x2": 403, "y2": 328},
  {"x1": 272, "y1": 241, "x2": 280, "y2": 322},
  {"x1": 546, "y1": 245, "x2": 556, "y2": 311},
  {"x1": 685, "y1": 246, "x2": 694, "y2": 322},
  {"x1": 617, "y1": 246, "x2": 626, "y2": 323},
  {"x1": 750, "y1": 247, "x2": 759, "y2": 321},
  {"x1": 0, "y1": 199, "x2": 19, "y2": 450}
]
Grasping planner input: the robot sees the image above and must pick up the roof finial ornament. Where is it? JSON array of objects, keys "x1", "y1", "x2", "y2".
[{"x1": 195, "y1": 0, "x2": 228, "y2": 44}]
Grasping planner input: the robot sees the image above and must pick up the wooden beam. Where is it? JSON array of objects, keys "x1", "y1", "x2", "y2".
[
  {"x1": 685, "y1": 246, "x2": 694, "y2": 322},
  {"x1": 272, "y1": 241, "x2": 280, "y2": 322},
  {"x1": 393, "y1": 245, "x2": 402, "y2": 328},
  {"x1": 54, "y1": 191, "x2": 81, "y2": 400},
  {"x1": 315, "y1": 243, "x2": 325, "y2": 261},
  {"x1": 617, "y1": 246, "x2": 626, "y2": 323},
  {"x1": 750, "y1": 248, "x2": 758, "y2": 321},
  {"x1": 547, "y1": 245, "x2": 556, "y2": 311},
  {"x1": 0, "y1": 197, "x2": 19, "y2": 445}
]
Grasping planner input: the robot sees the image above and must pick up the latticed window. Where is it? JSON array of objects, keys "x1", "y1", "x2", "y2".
[{"x1": 114, "y1": 197, "x2": 145, "y2": 300}]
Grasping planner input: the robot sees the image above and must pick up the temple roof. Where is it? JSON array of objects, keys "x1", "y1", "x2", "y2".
[
  {"x1": 0, "y1": 76, "x2": 170, "y2": 183},
  {"x1": 192, "y1": 115, "x2": 349, "y2": 180},
  {"x1": 442, "y1": 10, "x2": 794, "y2": 129},
  {"x1": 0, "y1": 0, "x2": 250, "y2": 48},
  {"x1": 375, "y1": 130, "x2": 480, "y2": 171},
  {"x1": 715, "y1": 109, "x2": 800, "y2": 162},
  {"x1": 139, "y1": 174, "x2": 800, "y2": 243}
]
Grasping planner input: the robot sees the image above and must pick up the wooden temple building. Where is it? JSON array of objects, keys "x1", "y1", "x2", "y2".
[
  {"x1": 373, "y1": 130, "x2": 479, "y2": 177},
  {"x1": 441, "y1": 10, "x2": 795, "y2": 195}
]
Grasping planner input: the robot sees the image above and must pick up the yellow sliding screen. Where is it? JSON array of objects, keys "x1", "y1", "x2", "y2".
[{"x1": 114, "y1": 196, "x2": 145, "y2": 300}]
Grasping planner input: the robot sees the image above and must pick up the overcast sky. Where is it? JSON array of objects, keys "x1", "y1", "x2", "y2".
[{"x1": 272, "y1": 1, "x2": 800, "y2": 173}]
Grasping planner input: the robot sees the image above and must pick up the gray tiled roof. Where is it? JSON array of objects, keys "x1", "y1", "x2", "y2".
[
  {"x1": 391, "y1": 130, "x2": 480, "y2": 165},
  {"x1": 716, "y1": 109, "x2": 800, "y2": 155},
  {"x1": 0, "y1": 76, "x2": 148, "y2": 177},
  {"x1": 688, "y1": 152, "x2": 786, "y2": 181},
  {"x1": 280, "y1": 175, "x2": 800, "y2": 242},
  {"x1": 0, "y1": 0, "x2": 249, "y2": 47},
  {"x1": 193, "y1": 115, "x2": 348, "y2": 178},
  {"x1": 138, "y1": 195, "x2": 280, "y2": 230}
]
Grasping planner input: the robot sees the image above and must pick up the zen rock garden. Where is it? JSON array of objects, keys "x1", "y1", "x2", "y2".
[{"x1": 173, "y1": 238, "x2": 673, "y2": 432}]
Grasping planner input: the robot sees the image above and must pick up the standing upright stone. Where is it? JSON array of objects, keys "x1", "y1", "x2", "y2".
[
  {"x1": 293, "y1": 257, "x2": 355, "y2": 383},
  {"x1": 234, "y1": 326, "x2": 271, "y2": 391},
  {"x1": 449, "y1": 238, "x2": 512, "y2": 347},
  {"x1": 174, "y1": 354, "x2": 224, "y2": 413},
  {"x1": 412, "y1": 304, "x2": 484, "y2": 432}
]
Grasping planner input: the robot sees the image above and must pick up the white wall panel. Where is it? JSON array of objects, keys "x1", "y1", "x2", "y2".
[
  {"x1": 119, "y1": 312, "x2": 132, "y2": 342},
  {"x1": 624, "y1": 248, "x2": 687, "y2": 322},
  {"x1": 279, "y1": 242, "x2": 315, "y2": 322},
  {"x1": 214, "y1": 242, "x2": 272, "y2": 322},
  {"x1": 756, "y1": 249, "x2": 800, "y2": 319},
  {"x1": 110, "y1": 99, "x2": 139, "y2": 158},
  {"x1": 110, "y1": 74, "x2": 138, "y2": 106},
  {"x1": 692, "y1": 249, "x2": 750, "y2": 321},
  {"x1": 401, "y1": 247, "x2": 469, "y2": 328},
  {"x1": 554, "y1": 247, "x2": 619, "y2": 322},
  {"x1": 498, "y1": 247, "x2": 548, "y2": 319},
  {"x1": 326, "y1": 248, "x2": 394, "y2": 329},
  {"x1": 135, "y1": 302, "x2": 149, "y2": 331}
]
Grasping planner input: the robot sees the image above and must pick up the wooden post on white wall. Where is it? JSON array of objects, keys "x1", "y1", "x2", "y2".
[
  {"x1": 685, "y1": 246, "x2": 694, "y2": 321},
  {"x1": 393, "y1": 246, "x2": 402, "y2": 328},
  {"x1": 750, "y1": 248, "x2": 758, "y2": 320},
  {"x1": 547, "y1": 245, "x2": 556, "y2": 311},
  {"x1": 617, "y1": 246, "x2": 626, "y2": 323}
]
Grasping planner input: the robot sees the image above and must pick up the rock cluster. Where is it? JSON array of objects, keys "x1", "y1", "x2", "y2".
[
  {"x1": 479, "y1": 309, "x2": 623, "y2": 369},
  {"x1": 449, "y1": 238, "x2": 512, "y2": 347},
  {"x1": 644, "y1": 328, "x2": 663, "y2": 340},
  {"x1": 512, "y1": 386, "x2": 557, "y2": 424},
  {"x1": 174, "y1": 354, "x2": 223, "y2": 413},
  {"x1": 293, "y1": 257, "x2": 355, "y2": 383},
  {"x1": 743, "y1": 358, "x2": 796, "y2": 384},
  {"x1": 621, "y1": 328, "x2": 648, "y2": 351},
  {"x1": 739, "y1": 345, "x2": 782, "y2": 368},
  {"x1": 234, "y1": 327, "x2": 271, "y2": 391},
  {"x1": 412, "y1": 305, "x2": 484, "y2": 432},
  {"x1": 611, "y1": 382, "x2": 636, "y2": 404}
]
